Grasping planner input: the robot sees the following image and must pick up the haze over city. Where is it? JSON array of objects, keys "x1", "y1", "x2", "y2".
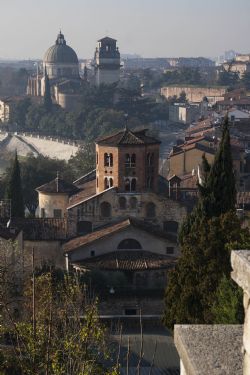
[{"x1": 0, "y1": 0, "x2": 250, "y2": 59}]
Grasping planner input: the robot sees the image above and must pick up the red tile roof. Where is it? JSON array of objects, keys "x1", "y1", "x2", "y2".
[
  {"x1": 64, "y1": 218, "x2": 176, "y2": 253},
  {"x1": 73, "y1": 250, "x2": 177, "y2": 271},
  {"x1": 96, "y1": 128, "x2": 160, "y2": 146}
]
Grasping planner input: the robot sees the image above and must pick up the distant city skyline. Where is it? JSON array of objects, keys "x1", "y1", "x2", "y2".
[{"x1": 0, "y1": 0, "x2": 249, "y2": 60}]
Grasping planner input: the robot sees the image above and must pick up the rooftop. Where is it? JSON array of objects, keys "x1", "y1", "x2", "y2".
[
  {"x1": 10, "y1": 218, "x2": 68, "y2": 241},
  {"x1": 74, "y1": 250, "x2": 177, "y2": 271},
  {"x1": 64, "y1": 217, "x2": 176, "y2": 253},
  {"x1": 96, "y1": 128, "x2": 160, "y2": 146},
  {"x1": 36, "y1": 177, "x2": 79, "y2": 195}
]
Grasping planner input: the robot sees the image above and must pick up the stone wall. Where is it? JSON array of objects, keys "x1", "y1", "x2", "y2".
[
  {"x1": 231, "y1": 250, "x2": 250, "y2": 374},
  {"x1": 161, "y1": 86, "x2": 227, "y2": 104}
]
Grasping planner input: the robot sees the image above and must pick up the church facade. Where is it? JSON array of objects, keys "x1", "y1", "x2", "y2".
[{"x1": 27, "y1": 33, "x2": 121, "y2": 110}]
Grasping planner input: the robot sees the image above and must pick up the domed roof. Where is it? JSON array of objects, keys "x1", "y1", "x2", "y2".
[{"x1": 44, "y1": 32, "x2": 78, "y2": 64}]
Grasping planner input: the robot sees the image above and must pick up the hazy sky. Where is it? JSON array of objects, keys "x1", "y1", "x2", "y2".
[{"x1": 0, "y1": 0, "x2": 249, "y2": 59}]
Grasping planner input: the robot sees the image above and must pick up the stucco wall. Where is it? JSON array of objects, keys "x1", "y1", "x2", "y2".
[
  {"x1": 38, "y1": 192, "x2": 68, "y2": 218},
  {"x1": 68, "y1": 225, "x2": 178, "y2": 262}
]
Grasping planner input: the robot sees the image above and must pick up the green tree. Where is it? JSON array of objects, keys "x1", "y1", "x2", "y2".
[
  {"x1": 211, "y1": 275, "x2": 244, "y2": 324},
  {"x1": 43, "y1": 68, "x2": 52, "y2": 111},
  {"x1": 5, "y1": 152, "x2": 24, "y2": 218},
  {"x1": 164, "y1": 117, "x2": 240, "y2": 329},
  {"x1": 200, "y1": 117, "x2": 236, "y2": 218},
  {"x1": 0, "y1": 272, "x2": 118, "y2": 375},
  {"x1": 68, "y1": 143, "x2": 95, "y2": 179}
]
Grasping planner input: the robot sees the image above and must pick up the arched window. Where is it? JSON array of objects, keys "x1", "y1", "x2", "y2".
[
  {"x1": 131, "y1": 178, "x2": 136, "y2": 192},
  {"x1": 100, "y1": 202, "x2": 111, "y2": 218},
  {"x1": 96, "y1": 152, "x2": 98, "y2": 164},
  {"x1": 109, "y1": 178, "x2": 113, "y2": 187},
  {"x1": 163, "y1": 221, "x2": 179, "y2": 233},
  {"x1": 147, "y1": 153, "x2": 154, "y2": 166},
  {"x1": 125, "y1": 178, "x2": 130, "y2": 192},
  {"x1": 118, "y1": 239, "x2": 142, "y2": 250},
  {"x1": 104, "y1": 177, "x2": 109, "y2": 189},
  {"x1": 125, "y1": 154, "x2": 131, "y2": 167},
  {"x1": 146, "y1": 202, "x2": 156, "y2": 218},
  {"x1": 147, "y1": 177, "x2": 153, "y2": 189},
  {"x1": 104, "y1": 153, "x2": 113, "y2": 167},
  {"x1": 109, "y1": 154, "x2": 113, "y2": 167},
  {"x1": 119, "y1": 197, "x2": 127, "y2": 210},
  {"x1": 130, "y1": 197, "x2": 137, "y2": 209},
  {"x1": 131, "y1": 154, "x2": 136, "y2": 167},
  {"x1": 104, "y1": 153, "x2": 108, "y2": 167}
]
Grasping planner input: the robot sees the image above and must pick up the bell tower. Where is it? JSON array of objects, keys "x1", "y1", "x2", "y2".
[
  {"x1": 95, "y1": 128, "x2": 160, "y2": 194},
  {"x1": 94, "y1": 36, "x2": 121, "y2": 86}
]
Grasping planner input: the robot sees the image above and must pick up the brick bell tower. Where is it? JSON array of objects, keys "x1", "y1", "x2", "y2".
[{"x1": 95, "y1": 128, "x2": 161, "y2": 194}]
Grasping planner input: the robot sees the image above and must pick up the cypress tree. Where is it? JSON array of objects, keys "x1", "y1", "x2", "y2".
[
  {"x1": 44, "y1": 67, "x2": 52, "y2": 111},
  {"x1": 163, "y1": 116, "x2": 239, "y2": 328},
  {"x1": 200, "y1": 117, "x2": 236, "y2": 218},
  {"x1": 5, "y1": 152, "x2": 24, "y2": 218}
]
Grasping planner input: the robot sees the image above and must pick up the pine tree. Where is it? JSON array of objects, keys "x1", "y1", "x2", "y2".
[
  {"x1": 43, "y1": 67, "x2": 52, "y2": 111},
  {"x1": 5, "y1": 152, "x2": 24, "y2": 218}
]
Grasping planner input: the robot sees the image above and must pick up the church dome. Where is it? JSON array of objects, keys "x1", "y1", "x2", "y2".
[{"x1": 44, "y1": 32, "x2": 78, "y2": 64}]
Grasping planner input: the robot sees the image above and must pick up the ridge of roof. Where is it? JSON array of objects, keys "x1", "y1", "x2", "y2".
[{"x1": 64, "y1": 217, "x2": 176, "y2": 253}]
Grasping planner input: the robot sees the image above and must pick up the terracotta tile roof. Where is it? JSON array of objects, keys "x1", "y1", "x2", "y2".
[
  {"x1": 186, "y1": 119, "x2": 213, "y2": 135},
  {"x1": 96, "y1": 128, "x2": 160, "y2": 146},
  {"x1": 180, "y1": 174, "x2": 199, "y2": 189},
  {"x1": 73, "y1": 250, "x2": 177, "y2": 271},
  {"x1": 64, "y1": 217, "x2": 176, "y2": 253},
  {"x1": 73, "y1": 169, "x2": 96, "y2": 187},
  {"x1": 68, "y1": 179, "x2": 96, "y2": 206},
  {"x1": 36, "y1": 177, "x2": 79, "y2": 195},
  {"x1": 11, "y1": 218, "x2": 68, "y2": 241},
  {"x1": 67, "y1": 186, "x2": 116, "y2": 209}
]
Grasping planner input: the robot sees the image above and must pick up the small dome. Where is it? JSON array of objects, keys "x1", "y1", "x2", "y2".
[{"x1": 43, "y1": 32, "x2": 78, "y2": 64}]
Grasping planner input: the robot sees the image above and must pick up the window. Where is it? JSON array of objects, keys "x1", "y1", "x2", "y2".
[
  {"x1": 124, "y1": 178, "x2": 137, "y2": 192},
  {"x1": 131, "y1": 178, "x2": 136, "y2": 192},
  {"x1": 146, "y1": 202, "x2": 156, "y2": 218},
  {"x1": 119, "y1": 197, "x2": 127, "y2": 210},
  {"x1": 125, "y1": 154, "x2": 131, "y2": 167},
  {"x1": 125, "y1": 178, "x2": 130, "y2": 192},
  {"x1": 166, "y1": 247, "x2": 174, "y2": 255},
  {"x1": 147, "y1": 176, "x2": 153, "y2": 189},
  {"x1": 54, "y1": 209, "x2": 62, "y2": 219},
  {"x1": 130, "y1": 197, "x2": 137, "y2": 209},
  {"x1": 104, "y1": 153, "x2": 113, "y2": 167},
  {"x1": 164, "y1": 221, "x2": 179, "y2": 234},
  {"x1": 147, "y1": 153, "x2": 154, "y2": 166},
  {"x1": 104, "y1": 177, "x2": 109, "y2": 189},
  {"x1": 96, "y1": 177, "x2": 98, "y2": 188},
  {"x1": 125, "y1": 153, "x2": 136, "y2": 168},
  {"x1": 90, "y1": 250, "x2": 95, "y2": 257},
  {"x1": 96, "y1": 152, "x2": 98, "y2": 164},
  {"x1": 118, "y1": 239, "x2": 142, "y2": 250},
  {"x1": 131, "y1": 154, "x2": 136, "y2": 167},
  {"x1": 100, "y1": 201, "x2": 111, "y2": 218},
  {"x1": 41, "y1": 208, "x2": 45, "y2": 218},
  {"x1": 104, "y1": 177, "x2": 113, "y2": 189}
]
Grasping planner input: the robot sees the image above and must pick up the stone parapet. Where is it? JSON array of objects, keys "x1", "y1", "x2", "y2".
[
  {"x1": 174, "y1": 325, "x2": 243, "y2": 375},
  {"x1": 231, "y1": 250, "x2": 250, "y2": 374}
]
